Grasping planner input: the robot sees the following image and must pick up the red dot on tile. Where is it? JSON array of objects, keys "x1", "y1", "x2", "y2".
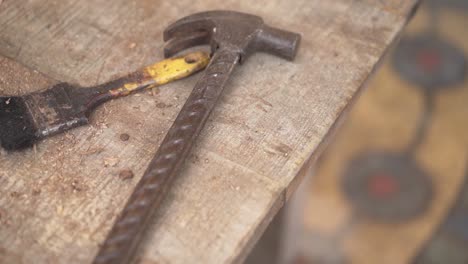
[
  {"x1": 416, "y1": 48, "x2": 442, "y2": 73},
  {"x1": 368, "y1": 173, "x2": 399, "y2": 198}
]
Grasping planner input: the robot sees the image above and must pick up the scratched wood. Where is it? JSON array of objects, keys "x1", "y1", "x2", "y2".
[{"x1": 0, "y1": 0, "x2": 418, "y2": 263}]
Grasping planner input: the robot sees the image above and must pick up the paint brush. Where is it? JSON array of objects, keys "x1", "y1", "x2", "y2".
[{"x1": 0, "y1": 51, "x2": 210, "y2": 151}]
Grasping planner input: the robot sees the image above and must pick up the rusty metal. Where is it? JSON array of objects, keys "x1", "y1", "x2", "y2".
[{"x1": 93, "y1": 10, "x2": 301, "y2": 264}]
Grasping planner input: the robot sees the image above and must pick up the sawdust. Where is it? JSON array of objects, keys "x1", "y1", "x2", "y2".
[
  {"x1": 103, "y1": 157, "x2": 120, "y2": 167},
  {"x1": 150, "y1": 87, "x2": 160, "y2": 97},
  {"x1": 80, "y1": 147, "x2": 105, "y2": 156},
  {"x1": 0, "y1": 56, "x2": 56, "y2": 95},
  {"x1": 71, "y1": 180, "x2": 82, "y2": 192}
]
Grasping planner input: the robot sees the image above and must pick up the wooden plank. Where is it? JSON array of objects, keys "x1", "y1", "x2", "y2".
[{"x1": 0, "y1": 0, "x2": 419, "y2": 263}]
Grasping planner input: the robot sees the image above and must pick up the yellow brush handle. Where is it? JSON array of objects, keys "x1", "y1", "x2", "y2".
[{"x1": 108, "y1": 51, "x2": 210, "y2": 96}]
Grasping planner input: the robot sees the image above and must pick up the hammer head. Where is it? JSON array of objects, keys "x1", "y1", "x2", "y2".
[{"x1": 164, "y1": 10, "x2": 300, "y2": 62}]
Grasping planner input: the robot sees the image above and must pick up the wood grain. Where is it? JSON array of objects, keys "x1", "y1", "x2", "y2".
[{"x1": 0, "y1": 0, "x2": 418, "y2": 263}]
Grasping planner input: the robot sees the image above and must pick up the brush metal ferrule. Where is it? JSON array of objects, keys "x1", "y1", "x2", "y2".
[{"x1": 24, "y1": 83, "x2": 89, "y2": 139}]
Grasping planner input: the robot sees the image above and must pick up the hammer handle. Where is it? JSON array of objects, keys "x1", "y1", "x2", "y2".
[{"x1": 94, "y1": 48, "x2": 239, "y2": 264}]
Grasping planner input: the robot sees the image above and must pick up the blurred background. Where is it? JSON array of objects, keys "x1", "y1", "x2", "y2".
[{"x1": 247, "y1": 0, "x2": 468, "y2": 263}]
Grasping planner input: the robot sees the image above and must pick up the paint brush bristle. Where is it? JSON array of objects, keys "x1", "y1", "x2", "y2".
[{"x1": 0, "y1": 96, "x2": 37, "y2": 150}]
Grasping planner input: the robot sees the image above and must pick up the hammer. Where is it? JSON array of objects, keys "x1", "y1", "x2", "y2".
[{"x1": 94, "y1": 10, "x2": 300, "y2": 263}]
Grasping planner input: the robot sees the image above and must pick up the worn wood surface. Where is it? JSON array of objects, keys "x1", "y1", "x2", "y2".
[{"x1": 0, "y1": 0, "x2": 418, "y2": 263}]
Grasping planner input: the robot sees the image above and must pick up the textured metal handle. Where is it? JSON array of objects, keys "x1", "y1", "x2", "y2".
[{"x1": 94, "y1": 48, "x2": 239, "y2": 264}]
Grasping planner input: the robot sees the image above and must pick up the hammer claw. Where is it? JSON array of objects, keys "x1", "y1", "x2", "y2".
[
  {"x1": 163, "y1": 11, "x2": 251, "y2": 42},
  {"x1": 163, "y1": 20, "x2": 213, "y2": 42},
  {"x1": 164, "y1": 31, "x2": 211, "y2": 58}
]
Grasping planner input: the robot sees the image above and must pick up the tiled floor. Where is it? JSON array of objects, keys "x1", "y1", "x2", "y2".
[{"x1": 248, "y1": 2, "x2": 468, "y2": 264}]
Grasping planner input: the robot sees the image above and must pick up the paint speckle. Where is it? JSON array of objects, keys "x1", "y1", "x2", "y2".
[
  {"x1": 119, "y1": 169, "x2": 134, "y2": 180},
  {"x1": 155, "y1": 102, "x2": 172, "y2": 108},
  {"x1": 184, "y1": 55, "x2": 198, "y2": 64},
  {"x1": 10, "y1": 191, "x2": 20, "y2": 198},
  {"x1": 120, "y1": 133, "x2": 130, "y2": 141},
  {"x1": 32, "y1": 189, "x2": 41, "y2": 196}
]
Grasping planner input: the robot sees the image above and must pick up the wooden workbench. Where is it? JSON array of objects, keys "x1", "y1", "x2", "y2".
[{"x1": 0, "y1": 0, "x2": 418, "y2": 263}]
